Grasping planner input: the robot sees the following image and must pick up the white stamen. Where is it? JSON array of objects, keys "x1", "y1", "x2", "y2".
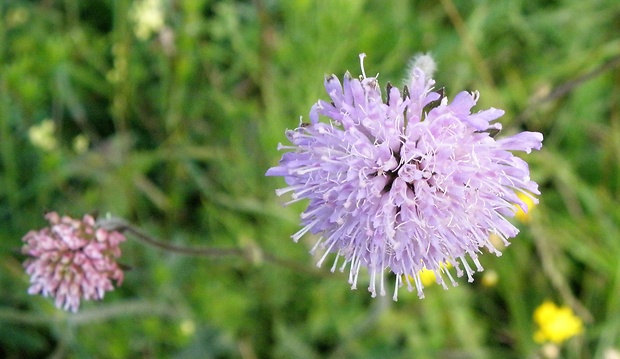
[
  {"x1": 330, "y1": 251, "x2": 341, "y2": 272},
  {"x1": 393, "y1": 275, "x2": 401, "y2": 301},
  {"x1": 359, "y1": 53, "x2": 367, "y2": 79},
  {"x1": 291, "y1": 218, "x2": 320, "y2": 242},
  {"x1": 316, "y1": 240, "x2": 338, "y2": 267}
]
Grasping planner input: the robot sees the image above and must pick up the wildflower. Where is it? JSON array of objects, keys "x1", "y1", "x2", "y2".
[
  {"x1": 481, "y1": 269, "x2": 498, "y2": 287},
  {"x1": 131, "y1": 0, "x2": 165, "y2": 40},
  {"x1": 534, "y1": 301, "x2": 583, "y2": 344},
  {"x1": 488, "y1": 232, "x2": 506, "y2": 250},
  {"x1": 73, "y1": 134, "x2": 89, "y2": 154},
  {"x1": 418, "y1": 262, "x2": 453, "y2": 287},
  {"x1": 180, "y1": 319, "x2": 196, "y2": 337},
  {"x1": 266, "y1": 54, "x2": 543, "y2": 300},
  {"x1": 418, "y1": 268, "x2": 438, "y2": 287},
  {"x1": 514, "y1": 191, "x2": 537, "y2": 223},
  {"x1": 22, "y1": 212, "x2": 126, "y2": 312},
  {"x1": 28, "y1": 119, "x2": 57, "y2": 152}
]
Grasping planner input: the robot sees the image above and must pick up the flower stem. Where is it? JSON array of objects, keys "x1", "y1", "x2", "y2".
[{"x1": 97, "y1": 217, "x2": 328, "y2": 277}]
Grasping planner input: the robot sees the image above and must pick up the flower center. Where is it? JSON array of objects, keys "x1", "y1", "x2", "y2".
[{"x1": 379, "y1": 147, "x2": 432, "y2": 196}]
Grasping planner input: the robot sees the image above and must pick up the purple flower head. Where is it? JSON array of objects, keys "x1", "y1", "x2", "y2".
[
  {"x1": 266, "y1": 54, "x2": 543, "y2": 300},
  {"x1": 22, "y1": 212, "x2": 126, "y2": 312}
]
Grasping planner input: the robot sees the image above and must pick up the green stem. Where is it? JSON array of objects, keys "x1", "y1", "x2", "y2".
[
  {"x1": 97, "y1": 217, "x2": 328, "y2": 277},
  {"x1": 0, "y1": 300, "x2": 178, "y2": 326}
]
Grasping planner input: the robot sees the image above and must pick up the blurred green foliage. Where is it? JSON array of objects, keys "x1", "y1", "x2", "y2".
[{"x1": 1, "y1": 0, "x2": 620, "y2": 358}]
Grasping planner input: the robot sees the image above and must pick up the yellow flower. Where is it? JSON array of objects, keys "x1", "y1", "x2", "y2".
[
  {"x1": 515, "y1": 191, "x2": 537, "y2": 223},
  {"x1": 533, "y1": 301, "x2": 583, "y2": 344},
  {"x1": 489, "y1": 232, "x2": 507, "y2": 250},
  {"x1": 417, "y1": 262, "x2": 453, "y2": 287},
  {"x1": 481, "y1": 269, "x2": 498, "y2": 287},
  {"x1": 418, "y1": 268, "x2": 436, "y2": 287}
]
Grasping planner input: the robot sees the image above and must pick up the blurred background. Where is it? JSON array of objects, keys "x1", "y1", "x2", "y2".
[{"x1": 1, "y1": 0, "x2": 620, "y2": 358}]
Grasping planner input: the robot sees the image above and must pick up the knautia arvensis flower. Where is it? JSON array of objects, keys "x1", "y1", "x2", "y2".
[
  {"x1": 266, "y1": 54, "x2": 543, "y2": 300},
  {"x1": 22, "y1": 212, "x2": 126, "y2": 312}
]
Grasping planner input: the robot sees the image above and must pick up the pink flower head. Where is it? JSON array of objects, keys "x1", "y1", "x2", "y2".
[
  {"x1": 266, "y1": 54, "x2": 543, "y2": 300},
  {"x1": 22, "y1": 212, "x2": 126, "y2": 312}
]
